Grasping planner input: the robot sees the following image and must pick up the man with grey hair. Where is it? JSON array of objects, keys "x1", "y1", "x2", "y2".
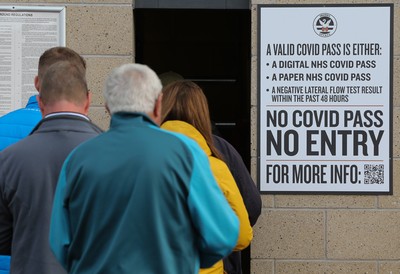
[{"x1": 49, "y1": 63, "x2": 239, "y2": 274}]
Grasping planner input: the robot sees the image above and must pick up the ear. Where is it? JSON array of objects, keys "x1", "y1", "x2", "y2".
[
  {"x1": 37, "y1": 95, "x2": 45, "y2": 117},
  {"x1": 152, "y1": 93, "x2": 163, "y2": 125},
  {"x1": 34, "y1": 76, "x2": 40, "y2": 92}
]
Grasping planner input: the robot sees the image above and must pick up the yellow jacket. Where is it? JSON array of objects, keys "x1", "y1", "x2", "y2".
[{"x1": 161, "y1": 120, "x2": 253, "y2": 274}]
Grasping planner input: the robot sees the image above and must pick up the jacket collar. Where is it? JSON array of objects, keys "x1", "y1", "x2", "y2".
[
  {"x1": 29, "y1": 113, "x2": 101, "y2": 135},
  {"x1": 44, "y1": 112, "x2": 89, "y2": 121},
  {"x1": 26, "y1": 95, "x2": 39, "y2": 109},
  {"x1": 110, "y1": 112, "x2": 158, "y2": 129}
]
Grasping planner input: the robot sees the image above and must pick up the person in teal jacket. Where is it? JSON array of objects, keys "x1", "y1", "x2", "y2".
[{"x1": 49, "y1": 63, "x2": 239, "y2": 274}]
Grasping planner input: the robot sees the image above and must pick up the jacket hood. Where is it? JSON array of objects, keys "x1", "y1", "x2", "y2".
[{"x1": 161, "y1": 120, "x2": 212, "y2": 156}]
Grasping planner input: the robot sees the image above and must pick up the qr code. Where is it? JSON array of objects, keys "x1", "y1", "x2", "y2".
[{"x1": 364, "y1": 164, "x2": 384, "y2": 184}]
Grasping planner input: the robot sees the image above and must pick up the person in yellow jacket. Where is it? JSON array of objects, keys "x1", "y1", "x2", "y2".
[{"x1": 160, "y1": 80, "x2": 253, "y2": 274}]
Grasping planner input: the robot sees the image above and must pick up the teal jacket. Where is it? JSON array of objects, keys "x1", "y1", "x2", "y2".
[{"x1": 50, "y1": 112, "x2": 239, "y2": 274}]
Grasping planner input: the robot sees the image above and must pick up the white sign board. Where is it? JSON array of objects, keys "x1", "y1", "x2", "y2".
[
  {"x1": 258, "y1": 4, "x2": 393, "y2": 194},
  {"x1": 0, "y1": 6, "x2": 65, "y2": 115}
]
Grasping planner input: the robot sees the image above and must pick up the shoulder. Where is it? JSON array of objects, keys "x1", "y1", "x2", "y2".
[
  {"x1": 153, "y1": 126, "x2": 207, "y2": 158},
  {"x1": 212, "y1": 135, "x2": 243, "y2": 168},
  {"x1": 0, "y1": 137, "x2": 31, "y2": 174},
  {"x1": 213, "y1": 135, "x2": 238, "y2": 156},
  {"x1": 150, "y1": 126, "x2": 212, "y2": 172},
  {"x1": 0, "y1": 108, "x2": 41, "y2": 126},
  {"x1": 0, "y1": 109, "x2": 42, "y2": 150},
  {"x1": 32, "y1": 116, "x2": 103, "y2": 134}
]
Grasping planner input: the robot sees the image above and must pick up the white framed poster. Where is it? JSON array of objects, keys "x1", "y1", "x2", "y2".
[
  {"x1": 0, "y1": 6, "x2": 65, "y2": 115},
  {"x1": 258, "y1": 4, "x2": 393, "y2": 194}
]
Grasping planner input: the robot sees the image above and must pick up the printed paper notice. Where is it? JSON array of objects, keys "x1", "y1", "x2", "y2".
[{"x1": 0, "y1": 8, "x2": 63, "y2": 115}]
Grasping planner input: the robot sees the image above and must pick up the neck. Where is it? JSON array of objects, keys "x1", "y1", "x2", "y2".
[{"x1": 41, "y1": 101, "x2": 88, "y2": 117}]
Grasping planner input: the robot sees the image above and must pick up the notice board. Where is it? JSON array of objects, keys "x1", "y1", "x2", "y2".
[
  {"x1": 258, "y1": 4, "x2": 393, "y2": 194},
  {"x1": 0, "y1": 6, "x2": 65, "y2": 115}
]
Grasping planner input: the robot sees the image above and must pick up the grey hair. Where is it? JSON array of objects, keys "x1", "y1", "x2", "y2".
[{"x1": 104, "y1": 63, "x2": 162, "y2": 114}]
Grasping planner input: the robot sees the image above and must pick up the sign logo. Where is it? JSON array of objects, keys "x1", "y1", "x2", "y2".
[{"x1": 313, "y1": 13, "x2": 337, "y2": 37}]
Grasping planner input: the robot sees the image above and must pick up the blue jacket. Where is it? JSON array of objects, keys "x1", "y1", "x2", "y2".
[
  {"x1": 0, "y1": 256, "x2": 10, "y2": 274},
  {"x1": 0, "y1": 95, "x2": 42, "y2": 151},
  {"x1": 50, "y1": 112, "x2": 239, "y2": 274}
]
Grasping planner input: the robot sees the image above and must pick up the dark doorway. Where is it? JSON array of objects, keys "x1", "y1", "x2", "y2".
[{"x1": 134, "y1": 8, "x2": 251, "y2": 274}]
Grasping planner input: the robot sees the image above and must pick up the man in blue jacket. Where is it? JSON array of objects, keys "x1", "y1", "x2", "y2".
[
  {"x1": 0, "y1": 48, "x2": 103, "y2": 274},
  {"x1": 50, "y1": 63, "x2": 239, "y2": 274},
  {"x1": 0, "y1": 95, "x2": 41, "y2": 151}
]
